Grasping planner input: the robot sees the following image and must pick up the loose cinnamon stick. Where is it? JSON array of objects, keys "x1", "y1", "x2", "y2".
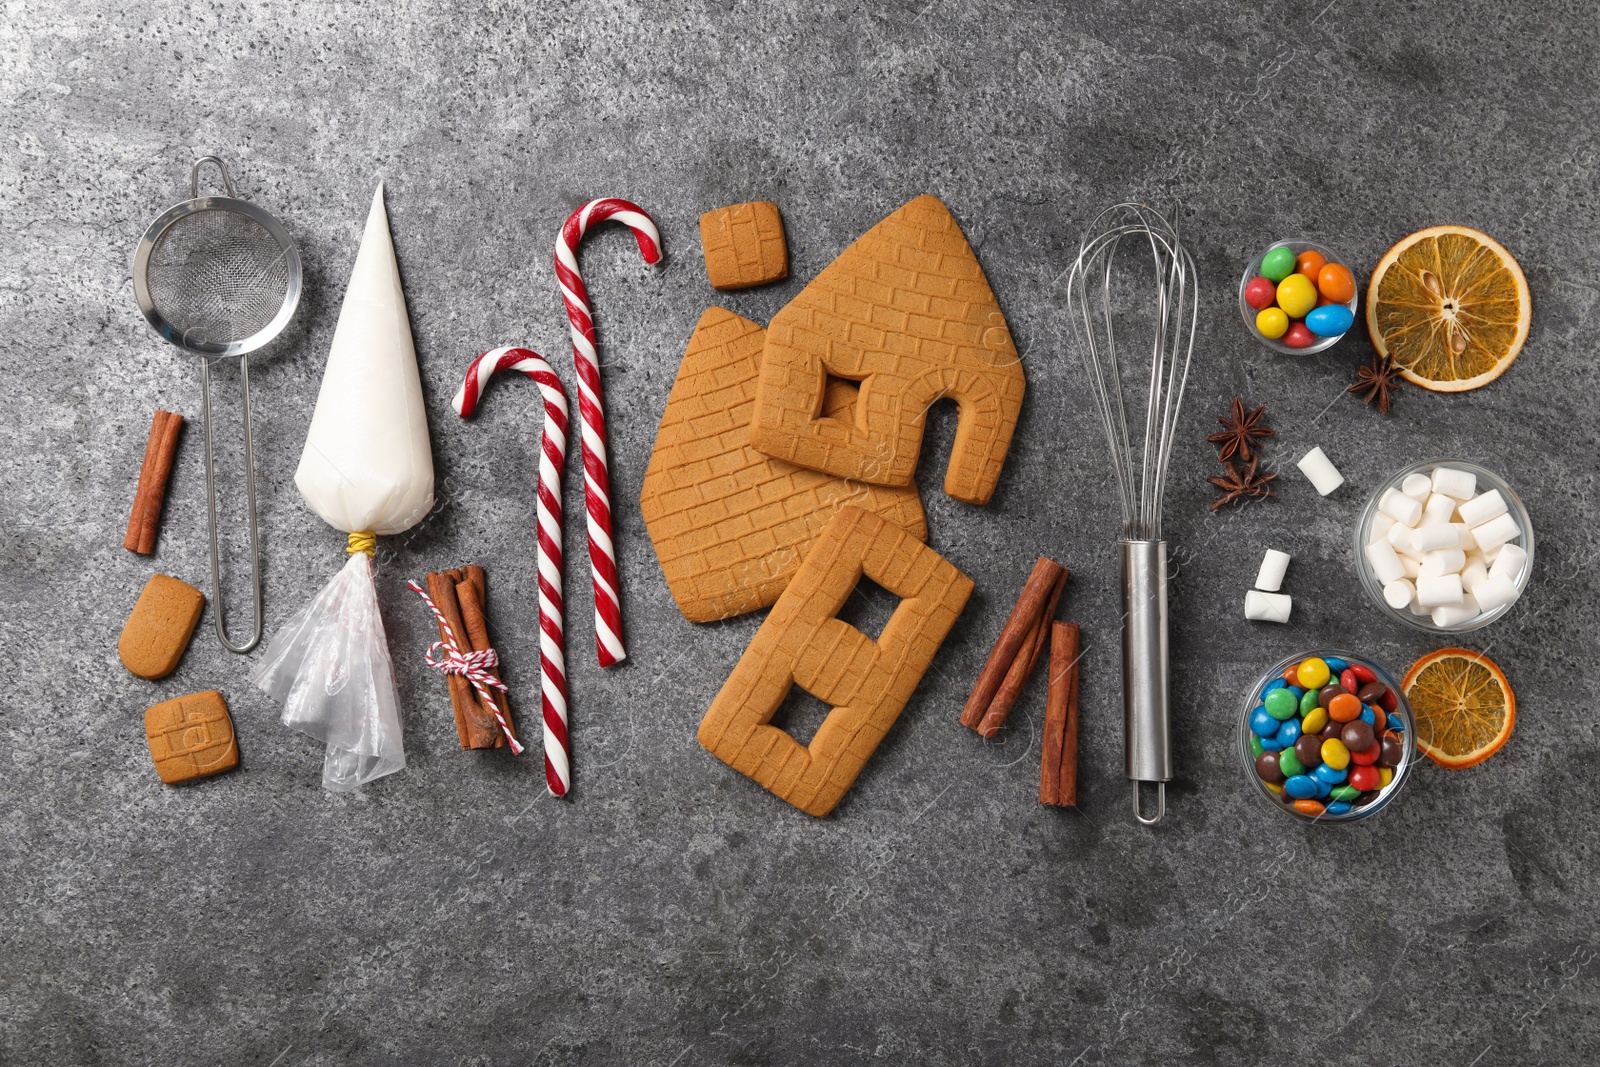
[
  {"x1": 124, "y1": 410, "x2": 184, "y2": 554},
  {"x1": 1041, "y1": 621, "x2": 1082, "y2": 807},
  {"x1": 454, "y1": 566, "x2": 517, "y2": 749},
  {"x1": 960, "y1": 557, "x2": 1068, "y2": 731},
  {"x1": 425, "y1": 569, "x2": 500, "y2": 749},
  {"x1": 976, "y1": 567, "x2": 1067, "y2": 737}
]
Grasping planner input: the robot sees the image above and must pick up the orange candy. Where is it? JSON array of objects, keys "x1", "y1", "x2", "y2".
[
  {"x1": 1293, "y1": 799, "x2": 1327, "y2": 817},
  {"x1": 1296, "y1": 250, "x2": 1327, "y2": 280},
  {"x1": 1317, "y1": 262, "x2": 1356, "y2": 303},
  {"x1": 1328, "y1": 692, "x2": 1363, "y2": 723}
]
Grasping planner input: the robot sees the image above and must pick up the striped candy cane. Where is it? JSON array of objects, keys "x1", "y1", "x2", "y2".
[
  {"x1": 454, "y1": 347, "x2": 573, "y2": 797},
  {"x1": 555, "y1": 198, "x2": 663, "y2": 668}
]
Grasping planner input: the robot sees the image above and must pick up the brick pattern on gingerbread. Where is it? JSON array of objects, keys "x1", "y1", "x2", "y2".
[
  {"x1": 641, "y1": 308, "x2": 926, "y2": 623},
  {"x1": 696, "y1": 505, "x2": 972, "y2": 816},
  {"x1": 145, "y1": 690, "x2": 239, "y2": 784},
  {"x1": 700, "y1": 201, "x2": 788, "y2": 290},
  {"x1": 749, "y1": 194, "x2": 1026, "y2": 504}
]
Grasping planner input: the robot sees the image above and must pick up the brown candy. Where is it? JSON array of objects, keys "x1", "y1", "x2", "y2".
[
  {"x1": 1341, "y1": 720, "x2": 1376, "y2": 753},
  {"x1": 1357, "y1": 681, "x2": 1388, "y2": 705},
  {"x1": 1318, "y1": 683, "x2": 1350, "y2": 709},
  {"x1": 1294, "y1": 734, "x2": 1323, "y2": 768},
  {"x1": 1379, "y1": 732, "x2": 1405, "y2": 768},
  {"x1": 1256, "y1": 752, "x2": 1286, "y2": 783}
]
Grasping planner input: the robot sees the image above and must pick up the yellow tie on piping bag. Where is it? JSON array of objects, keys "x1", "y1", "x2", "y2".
[{"x1": 253, "y1": 184, "x2": 434, "y2": 793}]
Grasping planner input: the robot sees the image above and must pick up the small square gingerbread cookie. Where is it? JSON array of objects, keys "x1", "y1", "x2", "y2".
[
  {"x1": 699, "y1": 201, "x2": 787, "y2": 290},
  {"x1": 145, "y1": 690, "x2": 239, "y2": 785}
]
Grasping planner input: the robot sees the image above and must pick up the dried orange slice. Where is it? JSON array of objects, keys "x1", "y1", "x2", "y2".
[
  {"x1": 1402, "y1": 648, "x2": 1515, "y2": 768},
  {"x1": 1366, "y1": 226, "x2": 1530, "y2": 392}
]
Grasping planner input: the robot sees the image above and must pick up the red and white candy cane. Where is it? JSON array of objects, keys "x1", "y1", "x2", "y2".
[
  {"x1": 405, "y1": 580, "x2": 523, "y2": 755},
  {"x1": 555, "y1": 198, "x2": 663, "y2": 668},
  {"x1": 454, "y1": 347, "x2": 573, "y2": 796}
]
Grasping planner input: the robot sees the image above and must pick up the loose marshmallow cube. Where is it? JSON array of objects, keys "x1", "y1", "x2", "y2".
[
  {"x1": 1298, "y1": 447, "x2": 1345, "y2": 496},
  {"x1": 1369, "y1": 513, "x2": 1397, "y2": 544},
  {"x1": 1432, "y1": 592, "x2": 1480, "y2": 628},
  {"x1": 1245, "y1": 589, "x2": 1293, "y2": 623},
  {"x1": 1383, "y1": 578, "x2": 1416, "y2": 610},
  {"x1": 1461, "y1": 558, "x2": 1490, "y2": 593},
  {"x1": 1431, "y1": 467, "x2": 1478, "y2": 501},
  {"x1": 1420, "y1": 547, "x2": 1466, "y2": 577},
  {"x1": 1402, "y1": 473, "x2": 1434, "y2": 500},
  {"x1": 1256, "y1": 549, "x2": 1291, "y2": 592},
  {"x1": 1452, "y1": 522, "x2": 1476, "y2": 551},
  {"x1": 1472, "y1": 575, "x2": 1519, "y2": 614},
  {"x1": 1471, "y1": 512, "x2": 1521, "y2": 554},
  {"x1": 1364, "y1": 540, "x2": 1407, "y2": 585},
  {"x1": 1417, "y1": 573, "x2": 1465, "y2": 607},
  {"x1": 1457, "y1": 489, "x2": 1508, "y2": 528},
  {"x1": 1422, "y1": 493, "x2": 1457, "y2": 527},
  {"x1": 1410, "y1": 524, "x2": 1460, "y2": 553},
  {"x1": 1400, "y1": 552, "x2": 1422, "y2": 580},
  {"x1": 1490, "y1": 542, "x2": 1528, "y2": 582},
  {"x1": 1378, "y1": 487, "x2": 1423, "y2": 527}
]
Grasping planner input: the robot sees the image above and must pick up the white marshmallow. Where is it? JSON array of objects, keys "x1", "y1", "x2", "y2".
[
  {"x1": 1386, "y1": 521, "x2": 1416, "y2": 553},
  {"x1": 1298, "y1": 447, "x2": 1345, "y2": 496},
  {"x1": 1400, "y1": 552, "x2": 1423, "y2": 580},
  {"x1": 1490, "y1": 542, "x2": 1528, "y2": 582},
  {"x1": 1422, "y1": 493, "x2": 1457, "y2": 527},
  {"x1": 1417, "y1": 573, "x2": 1465, "y2": 607},
  {"x1": 1364, "y1": 540, "x2": 1407, "y2": 585},
  {"x1": 1472, "y1": 575, "x2": 1520, "y2": 614},
  {"x1": 1409, "y1": 597, "x2": 1430, "y2": 616},
  {"x1": 1471, "y1": 512, "x2": 1521, "y2": 553},
  {"x1": 1402, "y1": 473, "x2": 1434, "y2": 500},
  {"x1": 1432, "y1": 592, "x2": 1480, "y2": 628},
  {"x1": 1420, "y1": 547, "x2": 1466, "y2": 577},
  {"x1": 1383, "y1": 578, "x2": 1415, "y2": 610},
  {"x1": 1410, "y1": 524, "x2": 1459, "y2": 553},
  {"x1": 1255, "y1": 549, "x2": 1291, "y2": 592},
  {"x1": 1483, "y1": 542, "x2": 1503, "y2": 564},
  {"x1": 1452, "y1": 522, "x2": 1476, "y2": 551},
  {"x1": 1457, "y1": 489, "x2": 1508, "y2": 528},
  {"x1": 1461, "y1": 559, "x2": 1491, "y2": 593},
  {"x1": 1369, "y1": 513, "x2": 1397, "y2": 543},
  {"x1": 1431, "y1": 467, "x2": 1478, "y2": 501},
  {"x1": 1245, "y1": 589, "x2": 1293, "y2": 623},
  {"x1": 1378, "y1": 487, "x2": 1423, "y2": 527}
]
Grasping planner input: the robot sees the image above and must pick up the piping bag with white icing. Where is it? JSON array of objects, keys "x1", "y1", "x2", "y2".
[{"x1": 253, "y1": 184, "x2": 434, "y2": 791}]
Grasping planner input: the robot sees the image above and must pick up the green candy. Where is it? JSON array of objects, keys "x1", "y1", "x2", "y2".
[
  {"x1": 1299, "y1": 687, "x2": 1322, "y2": 716},
  {"x1": 1331, "y1": 784, "x2": 1361, "y2": 802},
  {"x1": 1279, "y1": 749, "x2": 1306, "y2": 777},
  {"x1": 1250, "y1": 734, "x2": 1265, "y2": 758},
  {"x1": 1261, "y1": 245, "x2": 1295, "y2": 282},
  {"x1": 1264, "y1": 688, "x2": 1299, "y2": 720}
]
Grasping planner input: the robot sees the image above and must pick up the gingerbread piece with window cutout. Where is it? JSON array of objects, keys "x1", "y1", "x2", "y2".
[{"x1": 697, "y1": 505, "x2": 972, "y2": 816}]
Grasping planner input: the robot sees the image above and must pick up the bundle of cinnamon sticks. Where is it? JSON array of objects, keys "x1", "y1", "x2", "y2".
[
  {"x1": 124, "y1": 409, "x2": 184, "y2": 555},
  {"x1": 424, "y1": 567, "x2": 518, "y2": 750},
  {"x1": 960, "y1": 557, "x2": 1083, "y2": 806}
]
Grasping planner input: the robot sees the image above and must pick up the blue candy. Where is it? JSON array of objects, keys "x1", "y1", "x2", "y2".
[
  {"x1": 1276, "y1": 717, "x2": 1302, "y2": 746},
  {"x1": 1284, "y1": 775, "x2": 1319, "y2": 799},
  {"x1": 1306, "y1": 303, "x2": 1355, "y2": 337},
  {"x1": 1324, "y1": 657, "x2": 1350, "y2": 673},
  {"x1": 1325, "y1": 801, "x2": 1353, "y2": 815},
  {"x1": 1263, "y1": 678, "x2": 1287, "y2": 695},
  {"x1": 1360, "y1": 706, "x2": 1376, "y2": 725},
  {"x1": 1388, "y1": 715, "x2": 1405, "y2": 732},
  {"x1": 1314, "y1": 763, "x2": 1348, "y2": 786},
  {"x1": 1250, "y1": 706, "x2": 1279, "y2": 737},
  {"x1": 1288, "y1": 685, "x2": 1305, "y2": 699},
  {"x1": 1313, "y1": 778, "x2": 1333, "y2": 799},
  {"x1": 1262, "y1": 733, "x2": 1287, "y2": 751}
]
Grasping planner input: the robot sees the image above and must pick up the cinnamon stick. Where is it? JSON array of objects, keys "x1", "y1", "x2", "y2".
[
  {"x1": 959, "y1": 557, "x2": 1068, "y2": 731},
  {"x1": 976, "y1": 567, "x2": 1067, "y2": 737},
  {"x1": 454, "y1": 566, "x2": 517, "y2": 749},
  {"x1": 1041, "y1": 621, "x2": 1082, "y2": 806},
  {"x1": 425, "y1": 569, "x2": 500, "y2": 749},
  {"x1": 124, "y1": 410, "x2": 184, "y2": 554}
]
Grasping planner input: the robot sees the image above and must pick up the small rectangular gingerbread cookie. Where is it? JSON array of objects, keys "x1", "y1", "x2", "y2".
[
  {"x1": 700, "y1": 201, "x2": 788, "y2": 290},
  {"x1": 145, "y1": 690, "x2": 239, "y2": 784},
  {"x1": 118, "y1": 574, "x2": 205, "y2": 680}
]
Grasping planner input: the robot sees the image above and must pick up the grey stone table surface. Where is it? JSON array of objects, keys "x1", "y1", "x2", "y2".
[{"x1": 2, "y1": 1, "x2": 1597, "y2": 1063}]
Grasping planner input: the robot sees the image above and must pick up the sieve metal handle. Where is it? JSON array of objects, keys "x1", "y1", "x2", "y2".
[
  {"x1": 1120, "y1": 539, "x2": 1170, "y2": 825},
  {"x1": 200, "y1": 355, "x2": 263, "y2": 654},
  {"x1": 191, "y1": 155, "x2": 238, "y2": 198}
]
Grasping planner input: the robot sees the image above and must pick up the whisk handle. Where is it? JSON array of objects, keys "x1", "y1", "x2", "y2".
[{"x1": 1120, "y1": 539, "x2": 1171, "y2": 820}]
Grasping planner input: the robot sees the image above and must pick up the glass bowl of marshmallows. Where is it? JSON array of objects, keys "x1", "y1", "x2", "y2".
[{"x1": 1355, "y1": 460, "x2": 1533, "y2": 632}]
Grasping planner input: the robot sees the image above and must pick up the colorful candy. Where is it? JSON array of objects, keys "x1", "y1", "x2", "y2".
[
  {"x1": 1256, "y1": 307, "x2": 1289, "y2": 339},
  {"x1": 1245, "y1": 276, "x2": 1277, "y2": 310},
  {"x1": 1248, "y1": 654, "x2": 1407, "y2": 818},
  {"x1": 1261, "y1": 245, "x2": 1296, "y2": 282},
  {"x1": 1245, "y1": 244, "x2": 1356, "y2": 347}
]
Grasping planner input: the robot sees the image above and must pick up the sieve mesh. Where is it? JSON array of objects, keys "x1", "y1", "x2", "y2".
[{"x1": 145, "y1": 206, "x2": 293, "y2": 347}]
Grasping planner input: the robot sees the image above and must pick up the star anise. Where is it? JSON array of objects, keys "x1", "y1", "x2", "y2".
[
  {"x1": 1348, "y1": 354, "x2": 1404, "y2": 415},
  {"x1": 1208, "y1": 457, "x2": 1279, "y2": 511},
  {"x1": 1207, "y1": 396, "x2": 1276, "y2": 462}
]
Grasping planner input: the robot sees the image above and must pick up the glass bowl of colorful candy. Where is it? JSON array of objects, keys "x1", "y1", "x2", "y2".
[
  {"x1": 1237, "y1": 239, "x2": 1358, "y2": 354},
  {"x1": 1355, "y1": 459, "x2": 1534, "y2": 632},
  {"x1": 1240, "y1": 651, "x2": 1416, "y2": 823}
]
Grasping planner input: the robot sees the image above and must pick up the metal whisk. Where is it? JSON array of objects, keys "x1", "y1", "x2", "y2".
[{"x1": 1063, "y1": 203, "x2": 1198, "y2": 826}]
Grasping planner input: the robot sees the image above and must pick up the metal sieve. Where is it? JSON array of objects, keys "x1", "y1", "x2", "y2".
[{"x1": 133, "y1": 156, "x2": 301, "y2": 654}]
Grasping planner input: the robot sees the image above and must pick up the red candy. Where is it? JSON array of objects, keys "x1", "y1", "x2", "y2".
[
  {"x1": 1380, "y1": 688, "x2": 1398, "y2": 712},
  {"x1": 1340, "y1": 668, "x2": 1360, "y2": 693},
  {"x1": 1350, "y1": 741, "x2": 1382, "y2": 766},
  {"x1": 1282, "y1": 322, "x2": 1316, "y2": 348},
  {"x1": 1245, "y1": 276, "x2": 1277, "y2": 310},
  {"x1": 1349, "y1": 664, "x2": 1377, "y2": 685},
  {"x1": 1349, "y1": 765, "x2": 1381, "y2": 791}
]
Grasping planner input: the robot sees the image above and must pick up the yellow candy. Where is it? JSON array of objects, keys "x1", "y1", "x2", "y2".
[
  {"x1": 1276, "y1": 273, "x2": 1319, "y2": 318},
  {"x1": 1322, "y1": 738, "x2": 1351, "y2": 770},
  {"x1": 1265, "y1": 781, "x2": 1283, "y2": 793},
  {"x1": 1296, "y1": 657, "x2": 1331, "y2": 690},
  {"x1": 1301, "y1": 706, "x2": 1328, "y2": 735},
  {"x1": 1255, "y1": 306, "x2": 1289, "y2": 339},
  {"x1": 1379, "y1": 767, "x2": 1394, "y2": 787}
]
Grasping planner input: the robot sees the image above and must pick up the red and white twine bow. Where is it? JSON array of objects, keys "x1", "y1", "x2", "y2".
[
  {"x1": 453, "y1": 348, "x2": 573, "y2": 796},
  {"x1": 406, "y1": 580, "x2": 524, "y2": 755},
  {"x1": 555, "y1": 197, "x2": 663, "y2": 669}
]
